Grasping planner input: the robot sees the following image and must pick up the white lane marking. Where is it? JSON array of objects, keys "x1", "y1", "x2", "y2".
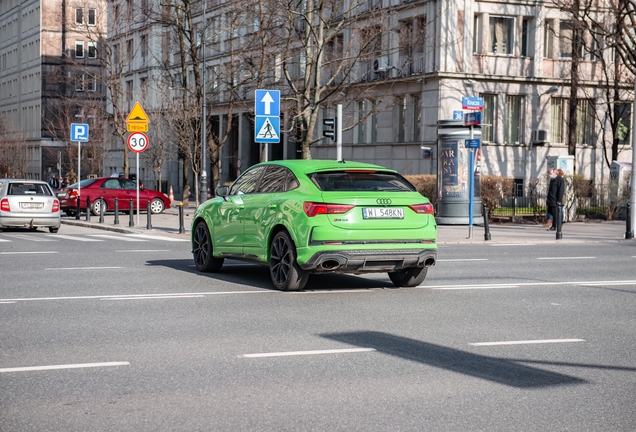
[
  {"x1": 536, "y1": 256, "x2": 595, "y2": 260},
  {"x1": 47, "y1": 234, "x2": 103, "y2": 242},
  {"x1": 0, "y1": 238, "x2": 11, "y2": 242},
  {"x1": 45, "y1": 266, "x2": 124, "y2": 271},
  {"x1": 437, "y1": 258, "x2": 488, "y2": 262},
  {"x1": 470, "y1": 339, "x2": 585, "y2": 347},
  {"x1": 243, "y1": 348, "x2": 376, "y2": 358},
  {"x1": 0, "y1": 361, "x2": 130, "y2": 373},
  {"x1": 0, "y1": 301, "x2": 16, "y2": 304},
  {"x1": 127, "y1": 234, "x2": 189, "y2": 242},
  {"x1": 489, "y1": 243, "x2": 536, "y2": 246},
  {"x1": 1, "y1": 290, "x2": 270, "y2": 302},
  {"x1": 293, "y1": 289, "x2": 374, "y2": 294},
  {"x1": 102, "y1": 295, "x2": 205, "y2": 300},
  {"x1": 115, "y1": 249, "x2": 170, "y2": 253},
  {"x1": 0, "y1": 251, "x2": 57, "y2": 255},
  {"x1": 4, "y1": 234, "x2": 55, "y2": 242},
  {"x1": 89, "y1": 234, "x2": 147, "y2": 242},
  {"x1": 430, "y1": 285, "x2": 520, "y2": 290},
  {"x1": 423, "y1": 280, "x2": 636, "y2": 290}
]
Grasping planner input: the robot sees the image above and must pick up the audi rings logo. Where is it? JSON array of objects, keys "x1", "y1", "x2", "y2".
[{"x1": 376, "y1": 198, "x2": 392, "y2": 206}]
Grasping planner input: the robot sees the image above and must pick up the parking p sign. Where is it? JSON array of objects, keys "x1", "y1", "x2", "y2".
[{"x1": 71, "y1": 123, "x2": 89, "y2": 142}]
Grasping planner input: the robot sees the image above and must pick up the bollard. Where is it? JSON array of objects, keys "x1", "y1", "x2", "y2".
[
  {"x1": 626, "y1": 203, "x2": 633, "y2": 239},
  {"x1": 85, "y1": 197, "x2": 91, "y2": 222},
  {"x1": 99, "y1": 197, "x2": 104, "y2": 223},
  {"x1": 114, "y1": 198, "x2": 119, "y2": 225},
  {"x1": 146, "y1": 200, "x2": 152, "y2": 230},
  {"x1": 556, "y1": 204, "x2": 563, "y2": 240},
  {"x1": 482, "y1": 204, "x2": 491, "y2": 241},
  {"x1": 129, "y1": 199, "x2": 134, "y2": 227},
  {"x1": 75, "y1": 196, "x2": 81, "y2": 220},
  {"x1": 178, "y1": 202, "x2": 185, "y2": 234}
]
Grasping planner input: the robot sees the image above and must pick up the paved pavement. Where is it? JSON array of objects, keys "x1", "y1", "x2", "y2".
[{"x1": 60, "y1": 203, "x2": 633, "y2": 245}]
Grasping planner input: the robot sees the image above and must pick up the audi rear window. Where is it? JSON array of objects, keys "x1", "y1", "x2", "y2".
[{"x1": 309, "y1": 171, "x2": 416, "y2": 192}]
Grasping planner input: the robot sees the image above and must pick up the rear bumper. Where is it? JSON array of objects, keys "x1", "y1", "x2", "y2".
[
  {"x1": 0, "y1": 213, "x2": 61, "y2": 228},
  {"x1": 300, "y1": 248, "x2": 437, "y2": 273}
]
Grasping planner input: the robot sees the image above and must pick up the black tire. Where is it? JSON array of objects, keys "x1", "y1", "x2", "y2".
[
  {"x1": 150, "y1": 198, "x2": 165, "y2": 214},
  {"x1": 192, "y1": 221, "x2": 224, "y2": 272},
  {"x1": 269, "y1": 231, "x2": 308, "y2": 291},
  {"x1": 65, "y1": 209, "x2": 76, "y2": 217},
  {"x1": 388, "y1": 267, "x2": 428, "y2": 287},
  {"x1": 91, "y1": 199, "x2": 106, "y2": 216},
  {"x1": 49, "y1": 227, "x2": 59, "y2": 233}
]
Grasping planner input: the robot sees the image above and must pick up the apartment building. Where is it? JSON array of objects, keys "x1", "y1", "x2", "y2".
[
  {"x1": 104, "y1": 0, "x2": 633, "y2": 196},
  {"x1": 0, "y1": 0, "x2": 106, "y2": 180}
]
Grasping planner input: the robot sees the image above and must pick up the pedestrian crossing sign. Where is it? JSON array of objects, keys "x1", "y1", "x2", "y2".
[{"x1": 255, "y1": 116, "x2": 280, "y2": 143}]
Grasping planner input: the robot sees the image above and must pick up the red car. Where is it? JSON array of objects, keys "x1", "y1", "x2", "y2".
[{"x1": 56, "y1": 177, "x2": 170, "y2": 217}]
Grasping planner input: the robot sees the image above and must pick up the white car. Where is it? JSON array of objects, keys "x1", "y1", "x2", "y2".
[{"x1": 0, "y1": 179, "x2": 61, "y2": 233}]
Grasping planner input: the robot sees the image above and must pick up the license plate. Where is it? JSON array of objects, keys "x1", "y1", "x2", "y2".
[
  {"x1": 362, "y1": 207, "x2": 404, "y2": 219},
  {"x1": 20, "y1": 202, "x2": 44, "y2": 209}
]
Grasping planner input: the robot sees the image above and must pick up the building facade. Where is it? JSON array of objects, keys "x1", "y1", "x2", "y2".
[
  {"x1": 104, "y1": 0, "x2": 633, "y2": 198},
  {"x1": 0, "y1": 0, "x2": 106, "y2": 180}
]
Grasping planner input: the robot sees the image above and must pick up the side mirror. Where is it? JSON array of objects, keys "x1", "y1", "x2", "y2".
[{"x1": 215, "y1": 186, "x2": 229, "y2": 197}]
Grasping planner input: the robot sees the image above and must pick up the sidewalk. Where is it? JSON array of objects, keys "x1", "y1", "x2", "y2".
[{"x1": 61, "y1": 205, "x2": 633, "y2": 245}]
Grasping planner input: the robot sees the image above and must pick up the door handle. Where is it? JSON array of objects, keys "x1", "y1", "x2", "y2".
[{"x1": 268, "y1": 204, "x2": 277, "y2": 209}]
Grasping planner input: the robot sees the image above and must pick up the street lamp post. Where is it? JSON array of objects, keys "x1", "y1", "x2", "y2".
[{"x1": 199, "y1": 4, "x2": 208, "y2": 204}]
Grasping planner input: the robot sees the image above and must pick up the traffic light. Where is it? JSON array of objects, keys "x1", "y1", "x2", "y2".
[{"x1": 323, "y1": 117, "x2": 337, "y2": 142}]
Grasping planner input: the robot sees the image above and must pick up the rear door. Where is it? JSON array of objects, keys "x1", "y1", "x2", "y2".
[{"x1": 98, "y1": 178, "x2": 122, "y2": 210}]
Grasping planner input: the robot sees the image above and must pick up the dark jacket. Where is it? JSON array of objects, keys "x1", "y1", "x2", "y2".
[{"x1": 546, "y1": 175, "x2": 564, "y2": 207}]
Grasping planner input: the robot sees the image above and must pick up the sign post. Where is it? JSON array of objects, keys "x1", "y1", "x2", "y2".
[
  {"x1": 462, "y1": 99, "x2": 483, "y2": 239},
  {"x1": 128, "y1": 132, "x2": 149, "y2": 226},
  {"x1": 70, "y1": 123, "x2": 89, "y2": 198}
]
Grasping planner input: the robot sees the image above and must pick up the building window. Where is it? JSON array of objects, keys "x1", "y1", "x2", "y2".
[
  {"x1": 356, "y1": 101, "x2": 365, "y2": 143},
  {"x1": 140, "y1": 77, "x2": 148, "y2": 97},
  {"x1": 544, "y1": 20, "x2": 554, "y2": 58},
  {"x1": 480, "y1": 93, "x2": 496, "y2": 142},
  {"x1": 141, "y1": 35, "x2": 148, "y2": 60},
  {"x1": 559, "y1": 21, "x2": 573, "y2": 58},
  {"x1": 75, "y1": 73, "x2": 84, "y2": 92},
  {"x1": 126, "y1": 39, "x2": 133, "y2": 65},
  {"x1": 577, "y1": 99, "x2": 595, "y2": 145},
  {"x1": 550, "y1": 98, "x2": 567, "y2": 143},
  {"x1": 616, "y1": 103, "x2": 632, "y2": 146},
  {"x1": 413, "y1": 94, "x2": 421, "y2": 141},
  {"x1": 504, "y1": 95, "x2": 524, "y2": 144},
  {"x1": 75, "y1": 41, "x2": 84, "y2": 58},
  {"x1": 521, "y1": 18, "x2": 530, "y2": 57},
  {"x1": 513, "y1": 179, "x2": 524, "y2": 197},
  {"x1": 473, "y1": 14, "x2": 481, "y2": 54},
  {"x1": 88, "y1": 8, "x2": 96, "y2": 26},
  {"x1": 126, "y1": 80, "x2": 133, "y2": 104},
  {"x1": 86, "y1": 74, "x2": 96, "y2": 92},
  {"x1": 370, "y1": 100, "x2": 377, "y2": 142},
  {"x1": 75, "y1": 8, "x2": 83, "y2": 24},
  {"x1": 397, "y1": 96, "x2": 406, "y2": 142},
  {"x1": 489, "y1": 16, "x2": 514, "y2": 55},
  {"x1": 88, "y1": 42, "x2": 97, "y2": 58}
]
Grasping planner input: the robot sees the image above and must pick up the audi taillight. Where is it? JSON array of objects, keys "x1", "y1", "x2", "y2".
[
  {"x1": 0, "y1": 198, "x2": 9, "y2": 212},
  {"x1": 52, "y1": 200, "x2": 60, "y2": 213},
  {"x1": 409, "y1": 203, "x2": 434, "y2": 215},
  {"x1": 303, "y1": 202, "x2": 354, "y2": 217}
]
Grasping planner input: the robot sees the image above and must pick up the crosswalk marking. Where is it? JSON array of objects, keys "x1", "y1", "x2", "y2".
[
  {"x1": 47, "y1": 234, "x2": 103, "y2": 242},
  {"x1": 0, "y1": 238, "x2": 10, "y2": 242},
  {"x1": 89, "y1": 234, "x2": 147, "y2": 242},
  {"x1": 128, "y1": 234, "x2": 189, "y2": 242}
]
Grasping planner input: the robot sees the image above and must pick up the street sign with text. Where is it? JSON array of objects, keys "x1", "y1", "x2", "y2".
[
  {"x1": 462, "y1": 96, "x2": 484, "y2": 111},
  {"x1": 463, "y1": 111, "x2": 482, "y2": 126}
]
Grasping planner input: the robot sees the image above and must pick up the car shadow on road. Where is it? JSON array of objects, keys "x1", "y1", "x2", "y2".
[
  {"x1": 145, "y1": 259, "x2": 394, "y2": 291},
  {"x1": 322, "y1": 331, "x2": 586, "y2": 388}
]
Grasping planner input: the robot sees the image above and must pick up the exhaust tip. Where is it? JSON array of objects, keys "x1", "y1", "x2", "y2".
[
  {"x1": 424, "y1": 258, "x2": 436, "y2": 267},
  {"x1": 321, "y1": 260, "x2": 341, "y2": 270}
]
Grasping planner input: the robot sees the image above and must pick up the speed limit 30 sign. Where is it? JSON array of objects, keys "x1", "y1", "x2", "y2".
[{"x1": 127, "y1": 132, "x2": 149, "y2": 153}]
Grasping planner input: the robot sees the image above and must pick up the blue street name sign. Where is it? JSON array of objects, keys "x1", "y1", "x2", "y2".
[
  {"x1": 255, "y1": 89, "x2": 280, "y2": 143},
  {"x1": 463, "y1": 111, "x2": 482, "y2": 127},
  {"x1": 70, "y1": 123, "x2": 89, "y2": 142},
  {"x1": 462, "y1": 96, "x2": 484, "y2": 111},
  {"x1": 453, "y1": 110, "x2": 464, "y2": 120},
  {"x1": 465, "y1": 138, "x2": 481, "y2": 149}
]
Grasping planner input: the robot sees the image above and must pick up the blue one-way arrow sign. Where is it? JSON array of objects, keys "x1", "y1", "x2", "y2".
[{"x1": 255, "y1": 89, "x2": 280, "y2": 143}]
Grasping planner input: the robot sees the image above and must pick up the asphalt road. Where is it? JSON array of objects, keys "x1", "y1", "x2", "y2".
[{"x1": 1, "y1": 225, "x2": 635, "y2": 431}]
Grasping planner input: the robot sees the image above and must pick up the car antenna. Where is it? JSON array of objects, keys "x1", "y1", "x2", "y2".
[{"x1": 338, "y1": 159, "x2": 346, "y2": 164}]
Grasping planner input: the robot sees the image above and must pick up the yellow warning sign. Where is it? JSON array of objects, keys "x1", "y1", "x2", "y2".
[{"x1": 126, "y1": 102, "x2": 149, "y2": 123}]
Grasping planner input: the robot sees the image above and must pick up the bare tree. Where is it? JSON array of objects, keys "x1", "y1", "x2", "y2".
[{"x1": 0, "y1": 115, "x2": 28, "y2": 178}]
